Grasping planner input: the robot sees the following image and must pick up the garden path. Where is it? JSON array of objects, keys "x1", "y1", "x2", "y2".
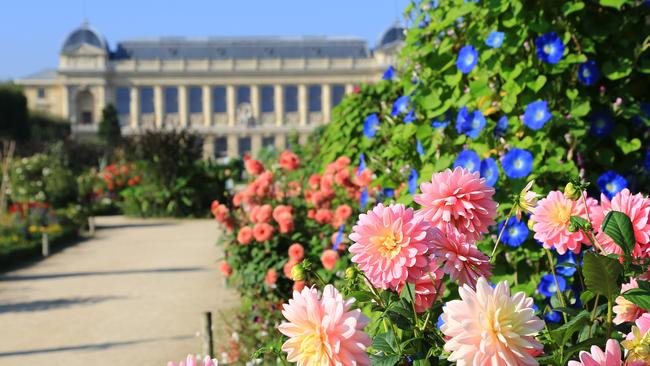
[{"x1": 0, "y1": 215, "x2": 239, "y2": 366}]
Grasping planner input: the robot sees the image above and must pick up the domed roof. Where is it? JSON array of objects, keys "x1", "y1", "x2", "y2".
[
  {"x1": 61, "y1": 21, "x2": 108, "y2": 54},
  {"x1": 377, "y1": 22, "x2": 406, "y2": 49}
]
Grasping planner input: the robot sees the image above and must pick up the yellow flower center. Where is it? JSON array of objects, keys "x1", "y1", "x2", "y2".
[
  {"x1": 371, "y1": 230, "x2": 403, "y2": 259},
  {"x1": 623, "y1": 326, "x2": 650, "y2": 363},
  {"x1": 550, "y1": 203, "x2": 573, "y2": 226},
  {"x1": 297, "y1": 329, "x2": 329, "y2": 365}
]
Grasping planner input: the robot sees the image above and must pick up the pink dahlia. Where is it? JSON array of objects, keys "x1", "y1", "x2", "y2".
[
  {"x1": 431, "y1": 225, "x2": 492, "y2": 288},
  {"x1": 441, "y1": 277, "x2": 544, "y2": 366},
  {"x1": 614, "y1": 278, "x2": 647, "y2": 325},
  {"x1": 414, "y1": 167, "x2": 497, "y2": 240},
  {"x1": 349, "y1": 203, "x2": 434, "y2": 290},
  {"x1": 531, "y1": 191, "x2": 595, "y2": 254},
  {"x1": 167, "y1": 354, "x2": 217, "y2": 366},
  {"x1": 567, "y1": 339, "x2": 622, "y2": 366},
  {"x1": 623, "y1": 313, "x2": 650, "y2": 365},
  {"x1": 399, "y1": 261, "x2": 445, "y2": 313},
  {"x1": 278, "y1": 284, "x2": 371, "y2": 366}
]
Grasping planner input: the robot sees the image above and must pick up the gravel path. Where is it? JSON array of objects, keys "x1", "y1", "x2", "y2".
[{"x1": 0, "y1": 216, "x2": 239, "y2": 366}]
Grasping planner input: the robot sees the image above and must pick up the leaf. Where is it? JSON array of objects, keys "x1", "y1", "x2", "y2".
[
  {"x1": 372, "y1": 331, "x2": 399, "y2": 354},
  {"x1": 599, "y1": 0, "x2": 627, "y2": 9},
  {"x1": 562, "y1": 2, "x2": 585, "y2": 16},
  {"x1": 615, "y1": 137, "x2": 642, "y2": 154},
  {"x1": 603, "y1": 59, "x2": 633, "y2": 80},
  {"x1": 582, "y1": 251, "x2": 622, "y2": 300},
  {"x1": 622, "y1": 288, "x2": 650, "y2": 312},
  {"x1": 570, "y1": 101, "x2": 591, "y2": 118},
  {"x1": 549, "y1": 310, "x2": 590, "y2": 346},
  {"x1": 369, "y1": 354, "x2": 402, "y2": 366},
  {"x1": 527, "y1": 75, "x2": 547, "y2": 93},
  {"x1": 601, "y1": 211, "x2": 636, "y2": 256}
]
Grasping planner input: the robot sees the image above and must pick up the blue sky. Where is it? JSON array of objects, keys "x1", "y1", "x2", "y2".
[{"x1": 0, "y1": 0, "x2": 409, "y2": 80}]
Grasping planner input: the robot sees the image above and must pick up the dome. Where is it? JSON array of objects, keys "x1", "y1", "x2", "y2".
[
  {"x1": 61, "y1": 21, "x2": 108, "y2": 54},
  {"x1": 377, "y1": 22, "x2": 406, "y2": 49}
]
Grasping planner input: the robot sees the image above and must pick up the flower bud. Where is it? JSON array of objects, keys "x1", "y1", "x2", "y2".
[
  {"x1": 527, "y1": 219, "x2": 536, "y2": 231},
  {"x1": 345, "y1": 267, "x2": 357, "y2": 281},
  {"x1": 291, "y1": 263, "x2": 306, "y2": 281},
  {"x1": 564, "y1": 182, "x2": 581, "y2": 200}
]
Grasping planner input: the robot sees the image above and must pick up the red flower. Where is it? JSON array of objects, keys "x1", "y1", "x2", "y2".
[
  {"x1": 220, "y1": 262, "x2": 233, "y2": 277},
  {"x1": 288, "y1": 243, "x2": 305, "y2": 262},
  {"x1": 264, "y1": 268, "x2": 278, "y2": 286},
  {"x1": 253, "y1": 223, "x2": 275, "y2": 242},
  {"x1": 320, "y1": 249, "x2": 339, "y2": 271},
  {"x1": 279, "y1": 150, "x2": 301, "y2": 171},
  {"x1": 245, "y1": 159, "x2": 265, "y2": 176},
  {"x1": 237, "y1": 226, "x2": 253, "y2": 245},
  {"x1": 314, "y1": 208, "x2": 334, "y2": 224}
]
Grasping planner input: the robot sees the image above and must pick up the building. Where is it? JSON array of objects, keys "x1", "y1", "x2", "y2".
[{"x1": 15, "y1": 21, "x2": 403, "y2": 158}]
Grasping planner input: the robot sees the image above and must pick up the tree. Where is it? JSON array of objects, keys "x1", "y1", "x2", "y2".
[
  {"x1": 0, "y1": 85, "x2": 29, "y2": 141},
  {"x1": 98, "y1": 104, "x2": 121, "y2": 146}
]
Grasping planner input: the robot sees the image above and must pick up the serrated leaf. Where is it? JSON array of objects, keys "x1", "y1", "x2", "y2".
[
  {"x1": 370, "y1": 354, "x2": 402, "y2": 366},
  {"x1": 623, "y1": 288, "x2": 650, "y2": 312},
  {"x1": 550, "y1": 310, "x2": 590, "y2": 346},
  {"x1": 582, "y1": 251, "x2": 622, "y2": 300},
  {"x1": 372, "y1": 331, "x2": 399, "y2": 354},
  {"x1": 601, "y1": 211, "x2": 636, "y2": 256}
]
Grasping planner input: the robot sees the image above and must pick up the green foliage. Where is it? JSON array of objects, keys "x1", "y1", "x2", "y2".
[
  {"x1": 601, "y1": 210, "x2": 636, "y2": 256},
  {"x1": 622, "y1": 280, "x2": 650, "y2": 312},
  {"x1": 0, "y1": 84, "x2": 29, "y2": 141},
  {"x1": 98, "y1": 104, "x2": 122, "y2": 147},
  {"x1": 9, "y1": 154, "x2": 77, "y2": 208},
  {"x1": 583, "y1": 251, "x2": 622, "y2": 300}
]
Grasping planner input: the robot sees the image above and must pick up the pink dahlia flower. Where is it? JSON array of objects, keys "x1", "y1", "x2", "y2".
[
  {"x1": 278, "y1": 285, "x2": 371, "y2": 366},
  {"x1": 431, "y1": 225, "x2": 491, "y2": 288},
  {"x1": 441, "y1": 277, "x2": 544, "y2": 366},
  {"x1": 567, "y1": 339, "x2": 622, "y2": 366},
  {"x1": 414, "y1": 167, "x2": 497, "y2": 240},
  {"x1": 622, "y1": 313, "x2": 650, "y2": 365},
  {"x1": 531, "y1": 191, "x2": 595, "y2": 254},
  {"x1": 399, "y1": 261, "x2": 445, "y2": 313},
  {"x1": 167, "y1": 354, "x2": 217, "y2": 366},
  {"x1": 349, "y1": 203, "x2": 434, "y2": 290},
  {"x1": 614, "y1": 278, "x2": 647, "y2": 325}
]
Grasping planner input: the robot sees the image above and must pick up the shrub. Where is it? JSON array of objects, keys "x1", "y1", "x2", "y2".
[{"x1": 9, "y1": 154, "x2": 77, "y2": 208}]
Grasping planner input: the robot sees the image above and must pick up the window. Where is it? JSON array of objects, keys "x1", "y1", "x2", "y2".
[
  {"x1": 116, "y1": 87, "x2": 130, "y2": 114},
  {"x1": 238, "y1": 137, "x2": 252, "y2": 156},
  {"x1": 261, "y1": 86, "x2": 274, "y2": 113},
  {"x1": 332, "y1": 85, "x2": 346, "y2": 106},
  {"x1": 189, "y1": 87, "x2": 202, "y2": 113},
  {"x1": 213, "y1": 87, "x2": 226, "y2": 113},
  {"x1": 164, "y1": 87, "x2": 178, "y2": 113},
  {"x1": 284, "y1": 85, "x2": 298, "y2": 112},
  {"x1": 81, "y1": 111, "x2": 92, "y2": 124},
  {"x1": 140, "y1": 87, "x2": 154, "y2": 114},
  {"x1": 37, "y1": 88, "x2": 46, "y2": 99},
  {"x1": 262, "y1": 136, "x2": 275, "y2": 147},
  {"x1": 215, "y1": 137, "x2": 228, "y2": 158},
  {"x1": 308, "y1": 85, "x2": 322, "y2": 112},
  {"x1": 236, "y1": 86, "x2": 250, "y2": 105}
]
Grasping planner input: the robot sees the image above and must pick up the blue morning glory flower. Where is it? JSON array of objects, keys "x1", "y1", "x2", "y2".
[
  {"x1": 480, "y1": 158, "x2": 499, "y2": 187},
  {"x1": 454, "y1": 150, "x2": 481, "y2": 173},
  {"x1": 391, "y1": 96, "x2": 410, "y2": 116},
  {"x1": 494, "y1": 115, "x2": 508, "y2": 137},
  {"x1": 502, "y1": 148, "x2": 533, "y2": 178},
  {"x1": 545, "y1": 310, "x2": 562, "y2": 323},
  {"x1": 436, "y1": 314, "x2": 444, "y2": 330},
  {"x1": 358, "y1": 153, "x2": 366, "y2": 174},
  {"x1": 363, "y1": 114, "x2": 380, "y2": 138},
  {"x1": 523, "y1": 100, "x2": 552, "y2": 130},
  {"x1": 535, "y1": 32, "x2": 564, "y2": 64},
  {"x1": 383, "y1": 65, "x2": 395, "y2": 80},
  {"x1": 432, "y1": 111, "x2": 452, "y2": 129},
  {"x1": 333, "y1": 225, "x2": 345, "y2": 250},
  {"x1": 578, "y1": 61, "x2": 601, "y2": 86},
  {"x1": 404, "y1": 110, "x2": 416, "y2": 123},
  {"x1": 360, "y1": 188, "x2": 368, "y2": 210},
  {"x1": 456, "y1": 107, "x2": 486, "y2": 138},
  {"x1": 416, "y1": 140, "x2": 425, "y2": 156},
  {"x1": 556, "y1": 252, "x2": 577, "y2": 277},
  {"x1": 408, "y1": 169, "x2": 419, "y2": 195},
  {"x1": 485, "y1": 31, "x2": 504, "y2": 48},
  {"x1": 498, "y1": 218, "x2": 529, "y2": 248},
  {"x1": 538, "y1": 273, "x2": 566, "y2": 298},
  {"x1": 597, "y1": 171, "x2": 628, "y2": 200},
  {"x1": 382, "y1": 188, "x2": 394, "y2": 199},
  {"x1": 589, "y1": 110, "x2": 614, "y2": 137},
  {"x1": 456, "y1": 45, "x2": 478, "y2": 74}
]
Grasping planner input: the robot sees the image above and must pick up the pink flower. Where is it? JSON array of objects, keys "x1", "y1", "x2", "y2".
[
  {"x1": 567, "y1": 339, "x2": 622, "y2": 366},
  {"x1": 278, "y1": 285, "x2": 371, "y2": 366},
  {"x1": 614, "y1": 278, "x2": 647, "y2": 325},
  {"x1": 591, "y1": 189, "x2": 650, "y2": 258},
  {"x1": 279, "y1": 150, "x2": 300, "y2": 171},
  {"x1": 288, "y1": 243, "x2": 305, "y2": 262},
  {"x1": 531, "y1": 191, "x2": 595, "y2": 254},
  {"x1": 399, "y1": 261, "x2": 445, "y2": 313},
  {"x1": 273, "y1": 205, "x2": 295, "y2": 233},
  {"x1": 219, "y1": 262, "x2": 232, "y2": 277},
  {"x1": 167, "y1": 354, "x2": 217, "y2": 366},
  {"x1": 320, "y1": 249, "x2": 339, "y2": 270},
  {"x1": 441, "y1": 277, "x2": 545, "y2": 366},
  {"x1": 314, "y1": 208, "x2": 334, "y2": 225},
  {"x1": 250, "y1": 204, "x2": 273, "y2": 223},
  {"x1": 253, "y1": 223, "x2": 274, "y2": 242},
  {"x1": 349, "y1": 203, "x2": 434, "y2": 290},
  {"x1": 414, "y1": 167, "x2": 497, "y2": 240},
  {"x1": 334, "y1": 204, "x2": 353, "y2": 222},
  {"x1": 622, "y1": 313, "x2": 650, "y2": 364},
  {"x1": 236, "y1": 226, "x2": 253, "y2": 245},
  {"x1": 431, "y1": 225, "x2": 492, "y2": 288},
  {"x1": 308, "y1": 174, "x2": 321, "y2": 189},
  {"x1": 283, "y1": 260, "x2": 298, "y2": 279},
  {"x1": 264, "y1": 268, "x2": 278, "y2": 286}
]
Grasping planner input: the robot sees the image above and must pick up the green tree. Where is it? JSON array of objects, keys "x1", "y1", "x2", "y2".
[
  {"x1": 98, "y1": 104, "x2": 121, "y2": 146},
  {"x1": 0, "y1": 85, "x2": 29, "y2": 141}
]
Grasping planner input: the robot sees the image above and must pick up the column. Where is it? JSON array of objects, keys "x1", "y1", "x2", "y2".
[
  {"x1": 251, "y1": 134, "x2": 262, "y2": 158},
  {"x1": 95, "y1": 85, "x2": 106, "y2": 124},
  {"x1": 202, "y1": 135, "x2": 215, "y2": 160},
  {"x1": 322, "y1": 84, "x2": 331, "y2": 123},
  {"x1": 130, "y1": 86, "x2": 140, "y2": 128},
  {"x1": 274, "y1": 84, "x2": 284, "y2": 126},
  {"x1": 154, "y1": 86, "x2": 164, "y2": 128},
  {"x1": 203, "y1": 85, "x2": 212, "y2": 127},
  {"x1": 250, "y1": 85, "x2": 260, "y2": 120},
  {"x1": 61, "y1": 85, "x2": 70, "y2": 120},
  {"x1": 298, "y1": 84, "x2": 307, "y2": 126},
  {"x1": 275, "y1": 134, "x2": 286, "y2": 151},
  {"x1": 226, "y1": 85, "x2": 236, "y2": 126},
  {"x1": 179, "y1": 85, "x2": 188, "y2": 128},
  {"x1": 227, "y1": 134, "x2": 238, "y2": 157}
]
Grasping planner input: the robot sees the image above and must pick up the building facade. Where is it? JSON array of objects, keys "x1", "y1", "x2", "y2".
[{"x1": 15, "y1": 22, "x2": 403, "y2": 158}]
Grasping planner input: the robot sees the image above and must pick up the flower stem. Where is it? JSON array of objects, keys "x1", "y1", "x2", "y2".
[
  {"x1": 589, "y1": 294, "x2": 599, "y2": 338},
  {"x1": 405, "y1": 283, "x2": 420, "y2": 336},
  {"x1": 490, "y1": 206, "x2": 514, "y2": 262},
  {"x1": 607, "y1": 297, "x2": 613, "y2": 338},
  {"x1": 545, "y1": 249, "x2": 568, "y2": 323}
]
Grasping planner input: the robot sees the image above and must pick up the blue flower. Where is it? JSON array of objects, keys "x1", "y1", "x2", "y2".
[
  {"x1": 544, "y1": 310, "x2": 562, "y2": 323},
  {"x1": 416, "y1": 140, "x2": 425, "y2": 156},
  {"x1": 383, "y1": 65, "x2": 395, "y2": 80},
  {"x1": 358, "y1": 153, "x2": 366, "y2": 174},
  {"x1": 538, "y1": 273, "x2": 566, "y2": 298},
  {"x1": 436, "y1": 314, "x2": 444, "y2": 330},
  {"x1": 498, "y1": 218, "x2": 529, "y2": 247},
  {"x1": 589, "y1": 110, "x2": 614, "y2": 137},
  {"x1": 391, "y1": 96, "x2": 410, "y2": 116},
  {"x1": 360, "y1": 188, "x2": 369, "y2": 210},
  {"x1": 597, "y1": 171, "x2": 627, "y2": 200},
  {"x1": 502, "y1": 148, "x2": 533, "y2": 178},
  {"x1": 494, "y1": 115, "x2": 508, "y2": 137},
  {"x1": 535, "y1": 32, "x2": 564, "y2": 64},
  {"x1": 456, "y1": 45, "x2": 478, "y2": 74},
  {"x1": 404, "y1": 110, "x2": 416, "y2": 123},
  {"x1": 523, "y1": 100, "x2": 552, "y2": 130},
  {"x1": 432, "y1": 111, "x2": 452, "y2": 129},
  {"x1": 485, "y1": 31, "x2": 505, "y2": 48},
  {"x1": 480, "y1": 158, "x2": 499, "y2": 187},
  {"x1": 556, "y1": 252, "x2": 577, "y2": 277},
  {"x1": 363, "y1": 114, "x2": 380, "y2": 138},
  {"x1": 408, "y1": 169, "x2": 419, "y2": 195},
  {"x1": 456, "y1": 107, "x2": 486, "y2": 138},
  {"x1": 333, "y1": 225, "x2": 345, "y2": 250},
  {"x1": 578, "y1": 61, "x2": 600, "y2": 86},
  {"x1": 382, "y1": 188, "x2": 395, "y2": 199},
  {"x1": 454, "y1": 150, "x2": 481, "y2": 173}
]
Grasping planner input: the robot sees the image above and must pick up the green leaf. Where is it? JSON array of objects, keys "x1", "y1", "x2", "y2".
[
  {"x1": 601, "y1": 211, "x2": 636, "y2": 256},
  {"x1": 549, "y1": 311, "x2": 591, "y2": 346},
  {"x1": 615, "y1": 137, "x2": 642, "y2": 154},
  {"x1": 603, "y1": 59, "x2": 633, "y2": 80},
  {"x1": 527, "y1": 75, "x2": 547, "y2": 93},
  {"x1": 599, "y1": 0, "x2": 627, "y2": 9},
  {"x1": 562, "y1": 2, "x2": 585, "y2": 16},
  {"x1": 622, "y1": 288, "x2": 650, "y2": 312},
  {"x1": 582, "y1": 251, "x2": 622, "y2": 300},
  {"x1": 372, "y1": 331, "x2": 399, "y2": 354},
  {"x1": 570, "y1": 101, "x2": 591, "y2": 118},
  {"x1": 370, "y1": 355, "x2": 402, "y2": 366}
]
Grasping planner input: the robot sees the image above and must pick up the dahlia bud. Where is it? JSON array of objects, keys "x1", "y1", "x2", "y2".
[
  {"x1": 291, "y1": 263, "x2": 306, "y2": 281},
  {"x1": 345, "y1": 267, "x2": 357, "y2": 281},
  {"x1": 564, "y1": 182, "x2": 581, "y2": 200}
]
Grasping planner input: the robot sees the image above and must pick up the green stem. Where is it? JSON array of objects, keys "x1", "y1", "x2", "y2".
[
  {"x1": 490, "y1": 206, "x2": 515, "y2": 262},
  {"x1": 405, "y1": 283, "x2": 420, "y2": 336},
  {"x1": 607, "y1": 298, "x2": 613, "y2": 338},
  {"x1": 589, "y1": 294, "x2": 599, "y2": 338},
  {"x1": 545, "y1": 249, "x2": 568, "y2": 323}
]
